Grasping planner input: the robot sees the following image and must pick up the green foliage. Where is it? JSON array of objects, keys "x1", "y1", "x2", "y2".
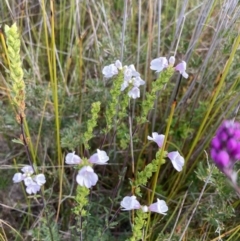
[
  {"x1": 83, "y1": 101, "x2": 101, "y2": 149},
  {"x1": 32, "y1": 218, "x2": 60, "y2": 241},
  {"x1": 105, "y1": 72, "x2": 124, "y2": 132},
  {"x1": 138, "y1": 67, "x2": 174, "y2": 123},
  {"x1": 127, "y1": 210, "x2": 148, "y2": 241},
  {"x1": 73, "y1": 185, "x2": 90, "y2": 216}
]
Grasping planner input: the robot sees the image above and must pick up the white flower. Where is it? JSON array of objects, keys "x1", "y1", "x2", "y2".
[
  {"x1": 12, "y1": 165, "x2": 45, "y2": 195},
  {"x1": 147, "y1": 132, "x2": 165, "y2": 148},
  {"x1": 123, "y1": 65, "x2": 140, "y2": 81},
  {"x1": 167, "y1": 151, "x2": 184, "y2": 172},
  {"x1": 26, "y1": 182, "x2": 41, "y2": 195},
  {"x1": 102, "y1": 64, "x2": 118, "y2": 78},
  {"x1": 128, "y1": 86, "x2": 140, "y2": 99},
  {"x1": 150, "y1": 57, "x2": 168, "y2": 72},
  {"x1": 12, "y1": 173, "x2": 23, "y2": 183},
  {"x1": 24, "y1": 177, "x2": 34, "y2": 186},
  {"x1": 115, "y1": 60, "x2": 122, "y2": 70},
  {"x1": 34, "y1": 174, "x2": 46, "y2": 186},
  {"x1": 120, "y1": 196, "x2": 141, "y2": 211},
  {"x1": 89, "y1": 149, "x2": 109, "y2": 165},
  {"x1": 132, "y1": 76, "x2": 145, "y2": 87},
  {"x1": 65, "y1": 152, "x2": 82, "y2": 165},
  {"x1": 21, "y1": 165, "x2": 34, "y2": 177},
  {"x1": 175, "y1": 61, "x2": 189, "y2": 78},
  {"x1": 148, "y1": 199, "x2": 168, "y2": 215},
  {"x1": 76, "y1": 166, "x2": 98, "y2": 188}
]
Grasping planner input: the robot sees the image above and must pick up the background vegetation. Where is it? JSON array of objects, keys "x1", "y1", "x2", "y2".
[{"x1": 0, "y1": 0, "x2": 240, "y2": 240}]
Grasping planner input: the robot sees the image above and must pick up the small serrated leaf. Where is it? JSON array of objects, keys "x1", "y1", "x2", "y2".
[{"x1": 12, "y1": 138, "x2": 24, "y2": 145}]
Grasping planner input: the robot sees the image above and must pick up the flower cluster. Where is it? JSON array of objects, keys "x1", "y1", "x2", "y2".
[
  {"x1": 147, "y1": 132, "x2": 184, "y2": 172},
  {"x1": 210, "y1": 120, "x2": 240, "y2": 178},
  {"x1": 65, "y1": 149, "x2": 109, "y2": 188},
  {"x1": 13, "y1": 165, "x2": 46, "y2": 195},
  {"x1": 102, "y1": 60, "x2": 145, "y2": 99},
  {"x1": 120, "y1": 195, "x2": 168, "y2": 215},
  {"x1": 150, "y1": 56, "x2": 189, "y2": 79}
]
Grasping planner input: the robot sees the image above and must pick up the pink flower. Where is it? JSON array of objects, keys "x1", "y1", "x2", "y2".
[
  {"x1": 65, "y1": 152, "x2": 82, "y2": 165},
  {"x1": 175, "y1": 61, "x2": 189, "y2": 78},
  {"x1": 120, "y1": 196, "x2": 141, "y2": 211},
  {"x1": 148, "y1": 199, "x2": 168, "y2": 215},
  {"x1": 147, "y1": 132, "x2": 165, "y2": 148},
  {"x1": 167, "y1": 151, "x2": 184, "y2": 172},
  {"x1": 89, "y1": 149, "x2": 109, "y2": 165},
  {"x1": 76, "y1": 166, "x2": 98, "y2": 188}
]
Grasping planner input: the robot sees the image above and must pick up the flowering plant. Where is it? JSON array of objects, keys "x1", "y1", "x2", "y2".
[
  {"x1": 65, "y1": 150, "x2": 109, "y2": 188},
  {"x1": 211, "y1": 120, "x2": 240, "y2": 182},
  {"x1": 120, "y1": 195, "x2": 168, "y2": 215},
  {"x1": 148, "y1": 132, "x2": 185, "y2": 172},
  {"x1": 13, "y1": 165, "x2": 46, "y2": 195},
  {"x1": 102, "y1": 60, "x2": 145, "y2": 99},
  {"x1": 150, "y1": 56, "x2": 189, "y2": 78}
]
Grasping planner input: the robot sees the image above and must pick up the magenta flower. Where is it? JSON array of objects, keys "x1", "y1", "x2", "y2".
[
  {"x1": 167, "y1": 151, "x2": 184, "y2": 172},
  {"x1": 175, "y1": 61, "x2": 189, "y2": 78},
  {"x1": 76, "y1": 166, "x2": 98, "y2": 188},
  {"x1": 12, "y1": 165, "x2": 46, "y2": 195},
  {"x1": 65, "y1": 152, "x2": 82, "y2": 165},
  {"x1": 148, "y1": 199, "x2": 168, "y2": 215},
  {"x1": 89, "y1": 149, "x2": 109, "y2": 165},
  {"x1": 147, "y1": 132, "x2": 165, "y2": 148},
  {"x1": 120, "y1": 196, "x2": 141, "y2": 211},
  {"x1": 210, "y1": 120, "x2": 240, "y2": 179}
]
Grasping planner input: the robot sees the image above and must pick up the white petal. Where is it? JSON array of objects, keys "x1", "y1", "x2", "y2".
[
  {"x1": 24, "y1": 177, "x2": 34, "y2": 186},
  {"x1": 34, "y1": 174, "x2": 46, "y2": 186},
  {"x1": 65, "y1": 152, "x2": 82, "y2": 165},
  {"x1": 89, "y1": 149, "x2": 109, "y2": 165},
  {"x1": 132, "y1": 76, "x2": 145, "y2": 87},
  {"x1": 21, "y1": 165, "x2": 34, "y2": 175},
  {"x1": 147, "y1": 132, "x2": 165, "y2": 148},
  {"x1": 121, "y1": 81, "x2": 129, "y2": 91},
  {"x1": 128, "y1": 87, "x2": 140, "y2": 99},
  {"x1": 115, "y1": 60, "x2": 122, "y2": 69},
  {"x1": 102, "y1": 64, "x2": 118, "y2": 78},
  {"x1": 26, "y1": 183, "x2": 41, "y2": 194},
  {"x1": 13, "y1": 173, "x2": 23, "y2": 183},
  {"x1": 76, "y1": 166, "x2": 98, "y2": 188},
  {"x1": 168, "y1": 151, "x2": 184, "y2": 172},
  {"x1": 150, "y1": 57, "x2": 168, "y2": 72},
  {"x1": 120, "y1": 196, "x2": 141, "y2": 211},
  {"x1": 169, "y1": 56, "x2": 175, "y2": 65}
]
